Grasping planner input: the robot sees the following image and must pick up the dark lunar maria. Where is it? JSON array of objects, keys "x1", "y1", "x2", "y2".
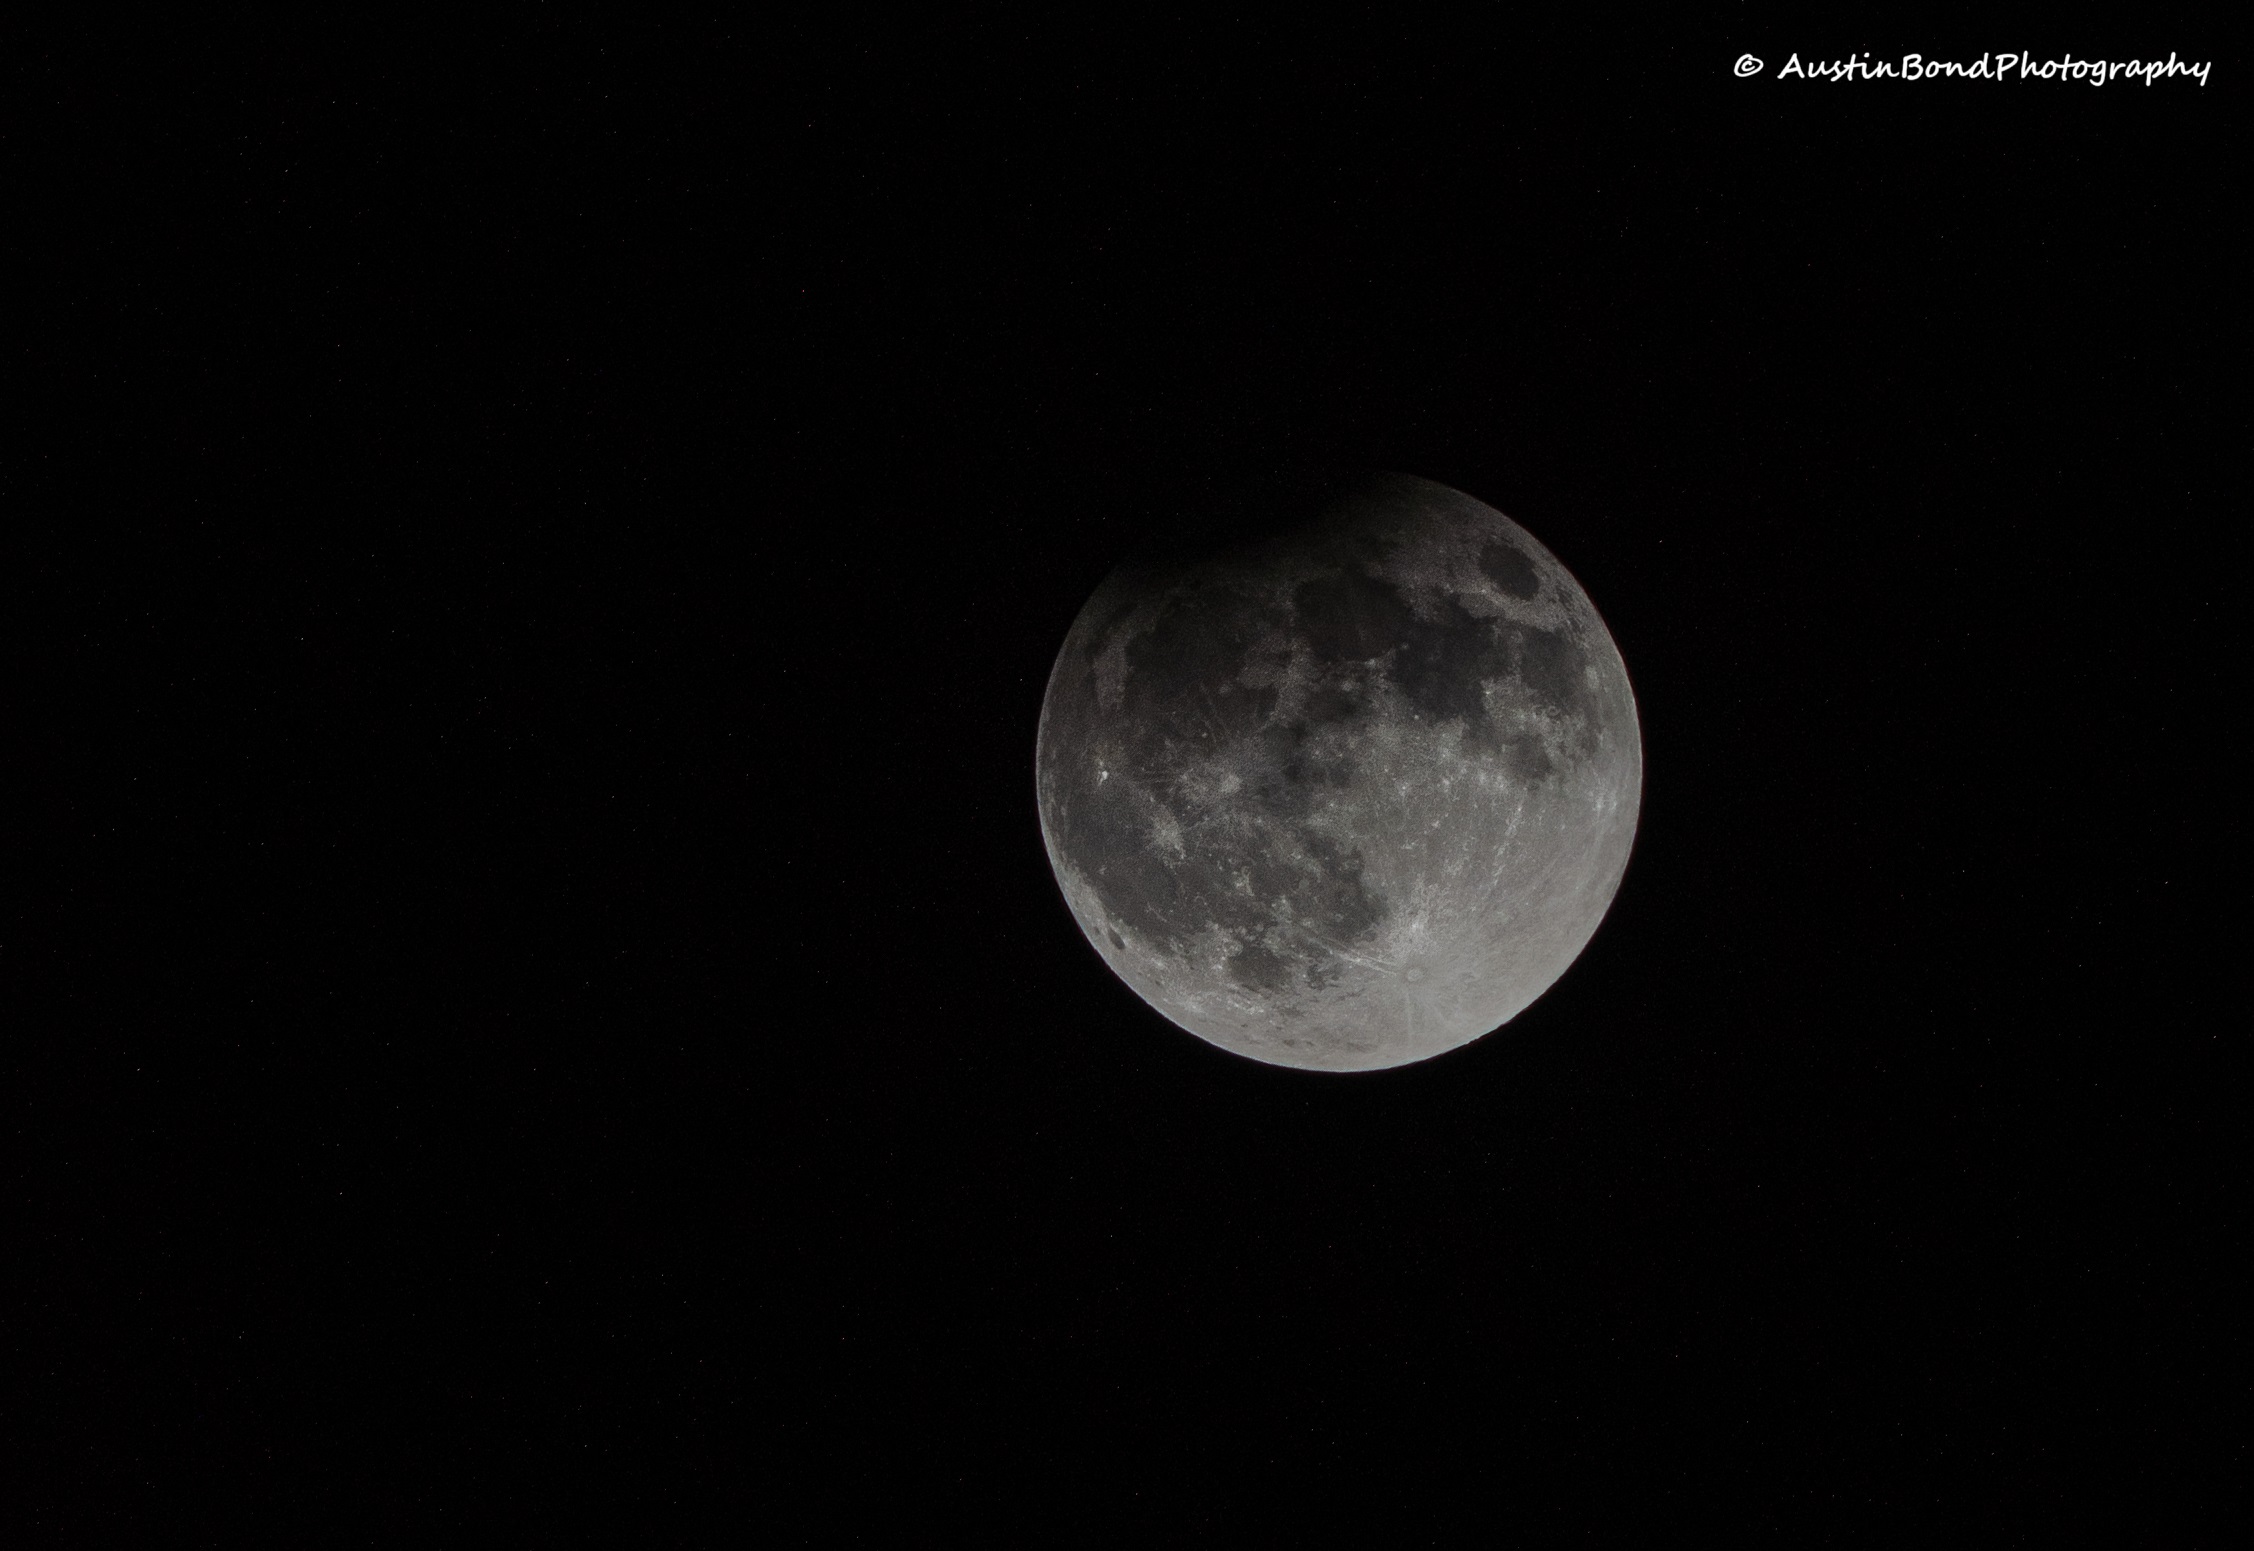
[{"x1": 1037, "y1": 474, "x2": 1642, "y2": 1071}]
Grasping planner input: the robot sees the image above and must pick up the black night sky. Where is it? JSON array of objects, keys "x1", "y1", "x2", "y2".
[{"x1": 10, "y1": 19, "x2": 2235, "y2": 1542}]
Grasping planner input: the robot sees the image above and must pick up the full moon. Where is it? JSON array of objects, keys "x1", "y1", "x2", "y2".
[{"x1": 1035, "y1": 474, "x2": 1642, "y2": 1071}]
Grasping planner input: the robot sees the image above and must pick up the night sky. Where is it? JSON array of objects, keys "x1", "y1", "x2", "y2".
[{"x1": 10, "y1": 19, "x2": 2234, "y2": 1541}]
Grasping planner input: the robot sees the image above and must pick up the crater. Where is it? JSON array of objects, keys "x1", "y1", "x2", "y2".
[
  {"x1": 1389, "y1": 598, "x2": 1504, "y2": 730},
  {"x1": 1478, "y1": 539, "x2": 1540, "y2": 599},
  {"x1": 1293, "y1": 571, "x2": 1419, "y2": 666},
  {"x1": 1514, "y1": 625, "x2": 1586, "y2": 715}
]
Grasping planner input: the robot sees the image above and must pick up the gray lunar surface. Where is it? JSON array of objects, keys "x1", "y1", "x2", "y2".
[{"x1": 1035, "y1": 474, "x2": 1642, "y2": 1072}]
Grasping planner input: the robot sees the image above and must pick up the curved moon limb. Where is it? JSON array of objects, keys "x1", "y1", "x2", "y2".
[{"x1": 1036, "y1": 474, "x2": 1642, "y2": 1072}]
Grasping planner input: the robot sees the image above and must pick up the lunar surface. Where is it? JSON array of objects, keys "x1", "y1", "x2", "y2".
[{"x1": 1035, "y1": 474, "x2": 1641, "y2": 1071}]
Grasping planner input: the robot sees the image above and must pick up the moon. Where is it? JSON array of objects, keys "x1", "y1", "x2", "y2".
[{"x1": 1035, "y1": 474, "x2": 1642, "y2": 1072}]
